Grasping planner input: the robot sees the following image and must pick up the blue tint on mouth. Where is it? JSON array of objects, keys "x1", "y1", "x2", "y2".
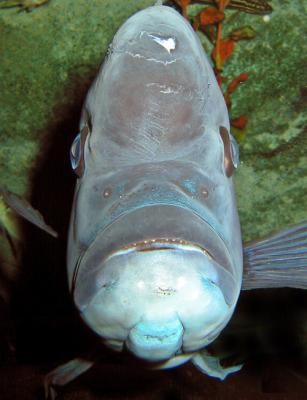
[{"x1": 127, "y1": 318, "x2": 183, "y2": 361}]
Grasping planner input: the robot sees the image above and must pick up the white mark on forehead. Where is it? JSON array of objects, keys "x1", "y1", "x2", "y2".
[
  {"x1": 125, "y1": 50, "x2": 177, "y2": 65},
  {"x1": 147, "y1": 34, "x2": 176, "y2": 54},
  {"x1": 146, "y1": 83, "x2": 181, "y2": 94}
]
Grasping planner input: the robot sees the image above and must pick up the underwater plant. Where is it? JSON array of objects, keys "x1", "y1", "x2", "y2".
[
  {"x1": 172, "y1": 0, "x2": 273, "y2": 140},
  {"x1": 173, "y1": 0, "x2": 272, "y2": 17}
]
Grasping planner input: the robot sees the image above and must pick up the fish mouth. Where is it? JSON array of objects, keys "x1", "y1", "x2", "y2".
[
  {"x1": 81, "y1": 238, "x2": 236, "y2": 361},
  {"x1": 72, "y1": 204, "x2": 240, "y2": 362},
  {"x1": 109, "y1": 238, "x2": 215, "y2": 258}
]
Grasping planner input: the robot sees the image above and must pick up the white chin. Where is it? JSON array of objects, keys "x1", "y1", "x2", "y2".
[{"x1": 81, "y1": 245, "x2": 230, "y2": 361}]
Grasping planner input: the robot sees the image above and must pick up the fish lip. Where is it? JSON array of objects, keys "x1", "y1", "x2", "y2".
[
  {"x1": 71, "y1": 236, "x2": 223, "y2": 308},
  {"x1": 72, "y1": 204, "x2": 239, "y2": 311},
  {"x1": 83, "y1": 240, "x2": 229, "y2": 356},
  {"x1": 72, "y1": 227, "x2": 233, "y2": 299},
  {"x1": 105, "y1": 238, "x2": 215, "y2": 261},
  {"x1": 72, "y1": 219, "x2": 229, "y2": 283}
]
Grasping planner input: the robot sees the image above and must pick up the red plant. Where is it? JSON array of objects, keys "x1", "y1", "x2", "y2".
[
  {"x1": 193, "y1": 7, "x2": 224, "y2": 30},
  {"x1": 174, "y1": 0, "x2": 259, "y2": 139}
]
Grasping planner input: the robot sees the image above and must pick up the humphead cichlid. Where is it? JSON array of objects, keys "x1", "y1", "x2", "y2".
[
  {"x1": 68, "y1": 3, "x2": 241, "y2": 367},
  {"x1": 41, "y1": 2, "x2": 306, "y2": 396}
]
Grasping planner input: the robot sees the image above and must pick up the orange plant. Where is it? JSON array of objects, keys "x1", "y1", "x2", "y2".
[{"x1": 173, "y1": 0, "x2": 265, "y2": 138}]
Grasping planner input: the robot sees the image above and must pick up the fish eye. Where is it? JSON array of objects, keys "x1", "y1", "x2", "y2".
[
  {"x1": 219, "y1": 126, "x2": 239, "y2": 177},
  {"x1": 229, "y1": 134, "x2": 239, "y2": 169},
  {"x1": 70, "y1": 124, "x2": 90, "y2": 177},
  {"x1": 70, "y1": 133, "x2": 81, "y2": 171}
]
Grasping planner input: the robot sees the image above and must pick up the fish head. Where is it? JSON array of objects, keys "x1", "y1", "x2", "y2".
[
  {"x1": 72, "y1": 203, "x2": 239, "y2": 361},
  {"x1": 68, "y1": 5, "x2": 242, "y2": 363}
]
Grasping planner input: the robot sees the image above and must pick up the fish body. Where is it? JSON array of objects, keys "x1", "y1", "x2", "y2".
[
  {"x1": 0, "y1": 3, "x2": 304, "y2": 397},
  {"x1": 68, "y1": 4, "x2": 242, "y2": 364}
]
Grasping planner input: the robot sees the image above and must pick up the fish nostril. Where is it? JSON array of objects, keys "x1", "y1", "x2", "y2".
[
  {"x1": 199, "y1": 185, "x2": 209, "y2": 199},
  {"x1": 102, "y1": 187, "x2": 112, "y2": 198}
]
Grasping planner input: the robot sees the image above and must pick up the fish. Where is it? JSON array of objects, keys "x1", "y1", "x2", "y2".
[
  {"x1": 7, "y1": 3, "x2": 302, "y2": 398},
  {"x1": 172, "y1": 0, "x2": 273, "y2": 15},
  {"x1": 0, "y1": 187, "x2": 58, "y2": 366},
  {"x1": 0, "y1": 187, "x2": 58, "y2": 239},
  {"x1": 0, "y1": 0, "x2": 50, "y2": 12},
  {"x1": 0, "y1": 186, "x2": 57, "y2": 303}
]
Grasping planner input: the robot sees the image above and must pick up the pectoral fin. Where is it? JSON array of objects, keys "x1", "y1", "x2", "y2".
[
  {"x1": 153, "y1": 353, "x2": 193, "y2": 369},
  {"x1": 154, "y1": 350, "x2": 242, "y2": 379},
  {"x1": 191, "y1": 350, "x2": 243, "y2": 380},
  {"x1": 0, "y1": 188, "x2": 58, "y2": 238},
  {"x1": 242, "y1": 221, "x2": 307, "y2": 290},
  {"x1": 44, "y1": 357, "x2": 95, "y2": 399}
]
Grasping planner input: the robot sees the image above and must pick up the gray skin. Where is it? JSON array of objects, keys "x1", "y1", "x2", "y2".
[{"x1": 68, "y1": 5, "x2": 242, "y2": 368}]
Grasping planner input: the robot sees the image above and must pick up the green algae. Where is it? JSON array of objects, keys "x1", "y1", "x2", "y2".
[
  {"x1": 0, "y1": 0, "x2": 153, "y2": 196},
  {"x1": 193, "y1": 0, "x2": 307, "y2": 240},
  {"x1": 0, "y1": 0, "x2": 306, "y2": 246},
  {"x1": 223, "y1": 0, "x2": 307, "y2": 240}
]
